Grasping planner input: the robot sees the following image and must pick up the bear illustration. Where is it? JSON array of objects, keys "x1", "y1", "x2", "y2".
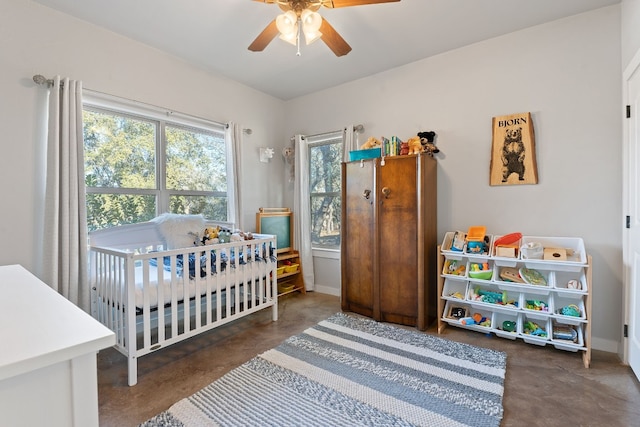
[{"x1": 501, "y1": 127, "x2": 525, "y2": 182}]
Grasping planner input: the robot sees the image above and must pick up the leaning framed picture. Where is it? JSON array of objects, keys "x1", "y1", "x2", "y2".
[
  {"x1": 490, "y1": 112, "x2": 538, "y2": 186},
  {"x1": 256, "y1": 208, "x2": 293, "y2": 254}
]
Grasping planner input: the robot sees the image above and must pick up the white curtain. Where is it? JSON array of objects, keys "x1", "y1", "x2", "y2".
[
  {"x1": 225, "y1": 122, "x2": 242, "y2": 229},
  {"x1": 343, "y1": 124, "x2": 359, "y2": 162},
  {"x1": 293, "y1": 134, "x2": 315, "y2": 291},
  {"x1": 42, "y1": 76, "x2": 89, "y2": 311}
]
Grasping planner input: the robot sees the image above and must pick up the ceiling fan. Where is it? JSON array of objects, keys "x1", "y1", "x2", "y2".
[{"x1": 248, "y1": 0, "x2": 401, "y2": 57}]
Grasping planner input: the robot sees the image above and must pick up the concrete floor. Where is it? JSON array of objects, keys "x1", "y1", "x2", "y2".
[{"x1": 97, "y1": 292, "x2": 640, "y2": 427}]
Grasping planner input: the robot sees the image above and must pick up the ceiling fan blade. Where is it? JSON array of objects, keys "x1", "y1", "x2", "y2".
[
  {"x1": 320, "y1": 18, "x2": 352, "y2": 57},
  {"x1": 248, "y1": 20, "x2": 280, "y2": 52},
  {"x1": 323, "y1": 0, "x2": 400, "y2": 8}
]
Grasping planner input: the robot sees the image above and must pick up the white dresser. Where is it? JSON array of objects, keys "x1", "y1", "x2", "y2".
[{"x1": 0, "y1": 264, "x2": 115, "y2": 427}]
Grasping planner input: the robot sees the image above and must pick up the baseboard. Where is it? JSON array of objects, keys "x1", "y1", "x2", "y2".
[
  {"x1": 311, "y1": 285, "x2": 340, "y2": 297},
  {"x1": 591, "y1": 336, "x2": 620, "y2": 354}
]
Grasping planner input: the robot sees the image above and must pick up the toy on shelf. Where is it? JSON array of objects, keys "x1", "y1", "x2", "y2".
[
  {"x1": 460, "y1": 312, "x2": 491, "y2": 327},
  {"x1": 468, "y1": 287, "x2": 518, "y2": 307},
  {"x1": 525, "y1": 299, "x2": 549, "y2": 312},
  {"x1": 444, "y1": 259, "x2": 466, "y2": 276},
  {"x1": 519, "y1": 267, "x2": 547, "y2": 286},
  {"x1": 468, "y1": 262, "x2": 493, "y2": 280},
  {"x1": 557, "y1": 304, "x2": 581, "y2": 317},
  {"x1": 466, "y1": 225, "x2": 488, "y2": 254},
  {"x1": 523, "y1": 321, "x2": 548, "y2": 337},
  {"x1": 493, "y1": 232, "x2": 522, "y2": 258},
  {"x1": 360, "y1": 136, "x2": 381, "y2": 149},
  {"x1": 499, "y1": 267, "x2": 525, "y2": 283},
  {"x1": 553, "y1": 324, "x2": 578, "y2": 342},
  {"x1": 501, "y1": 320, "x2": 517, "y2": 332}
]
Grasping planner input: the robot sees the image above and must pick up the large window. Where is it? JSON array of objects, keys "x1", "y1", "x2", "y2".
[
  {"x1": 308, "y1": 132, "x2": 343, "y2": 248},
  {"x1": 83, "y1": 96, "x2": 228, "y2": 231}
]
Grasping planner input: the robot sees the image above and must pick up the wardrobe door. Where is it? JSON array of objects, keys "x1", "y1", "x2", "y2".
[
  {"x1": 377, "y1": 156, "x2": 420, "y2": 326},
  {"x1": 341, "y1": 159, "x2": 377, "y2": 319}
]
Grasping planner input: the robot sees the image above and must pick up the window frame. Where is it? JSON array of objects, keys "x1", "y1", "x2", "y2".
[
  {"x1": 82, "y1": 91, "x2": 228, "y2": 229},
  {"x1": 306, "y1": 130, "x2": 344, "y2": 250}
]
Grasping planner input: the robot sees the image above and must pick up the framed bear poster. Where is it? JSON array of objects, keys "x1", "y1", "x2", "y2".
[{"x1": 489, "y1": 112, "x2": 538, "y2": 186}]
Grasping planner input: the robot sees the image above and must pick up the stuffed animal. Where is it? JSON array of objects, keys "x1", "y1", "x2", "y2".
[
  {"x1": 418, "y1": 131, "x2": 440, "y2": 156},
  {"x1": 360, "y1": 136, "x2": 381, "y2": 150},
  {"x1": 406, "y1": 136, "x2": 423, "y2": 155},
  {"x1": 202, "y1": 226, "x2": 220, "y2": 245}
]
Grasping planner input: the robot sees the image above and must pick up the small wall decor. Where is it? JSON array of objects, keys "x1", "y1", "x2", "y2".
[{"x1": 490, "y1": 112, "x2": 538, "y2": 185}]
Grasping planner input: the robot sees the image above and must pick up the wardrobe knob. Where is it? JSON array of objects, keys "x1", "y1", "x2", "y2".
[
  {"x1": 381, "y1": 187, "x2": 391, "y2": 198},
  {"x1": 363, "y1": 189, "x2": 371, "y2": 200}
]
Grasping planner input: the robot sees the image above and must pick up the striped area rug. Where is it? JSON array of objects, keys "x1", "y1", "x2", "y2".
[{"x1": 141, "y1": 313, "x2": 506, "y2": 427}]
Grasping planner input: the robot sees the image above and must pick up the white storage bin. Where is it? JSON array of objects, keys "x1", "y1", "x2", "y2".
[
  {"x1": 467, "y1": 283, "x2": 519, "y2": 311},
  {"x1": 551, "y1": 322, "x2": 585, "y2": 352},
  {"x1": 442, "y1": 300, "x2": 472, "y2": 323},
  {"x1": 442, "y1": 258, "x2": 467, "y2": 278},
  {"x1": 522, "y1": 292, "x2": 552, "y2": 314},
  {"x1": 520, "y1": 236, "x2": 587, "y2": 271},
  {"x1": 494, "y1": 265, "x2": 525, "y2": 284},
  {"x1": 553, "y1": 270, "x2": 588, "y2": 294},
  {"x1": 467, "y1": 260, "x2": 494, "y2": 281},
  {"x1": 461, "y1": 307, "x2": 493, "y2": 332},
  {"x1": 518, "y1": 266, "x2": 550, "y2": 287},
  {"x1": 441, "y1": 231, "x2": 466, "y2": 255},
  {"x1": 442, "y1": 278, "x2": 467, "y2": 301},
  {"x1": 521, "y1": 315, "x2": 551, "y2": 345},
  {"x1": 553, "y1": 294, "x2": 586, "y2": 325},
  {"x1": 492, "y1": 233, "x2": 522, "y2": 260},
  {"x1": 493, "y1": 311, "x2": 520, "y2": 340}
]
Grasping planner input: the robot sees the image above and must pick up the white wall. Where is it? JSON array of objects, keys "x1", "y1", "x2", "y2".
[
  {"x1": 622, "y1": 0, "x2": 640, "y2": 68},
  {"x1": 285, "y1": 6, "x2": 622, "y2": 352},
  {"x1": 0, "y1": 0, "x2": 286, "y2": 274}
]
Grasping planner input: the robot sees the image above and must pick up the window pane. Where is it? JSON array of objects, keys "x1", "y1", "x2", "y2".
[
  {"x1": 83, "y1": 110, "x2": 156, "y2": 189},
  {"x1": 86, "y1": 193, "x2": 156, "y2": 231},
  {"x1": 310, "y1": 195, "x2": 341, "y2": 247},
  {"x1": 310, "y1": 142, "x2": 342, "y2": 193},
  {"x1": 170, "y1": 195, "x2": 227, "y2": 220},
  {"x1": 166, "y1": 126, "x2": 226, "y2": 192}
]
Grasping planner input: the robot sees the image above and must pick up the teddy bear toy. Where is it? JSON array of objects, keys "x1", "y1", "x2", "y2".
[
  {"x1": 418, "y1": 131, "x2": 440, "y2": 156},
  {"x1": 360, "y1": 136, "x2": 381, "y2": 150},
  {"x1": 406, "y1": 136, "x2": 423, "y2": 155},
  {"x1": 201, "y1": 226, "x2": 220, "y2": 245}
]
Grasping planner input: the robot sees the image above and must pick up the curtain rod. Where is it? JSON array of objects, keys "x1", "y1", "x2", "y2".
[{"x1": 32, "y1": 74, "x2": 252, "y2": 134}]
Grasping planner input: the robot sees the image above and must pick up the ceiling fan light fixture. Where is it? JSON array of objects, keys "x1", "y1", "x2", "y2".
[
  {"x1": 301, "y1": 9, "x2": 322, "y2": 32},
  {"x1": 303, "y1": 28, "x2": 322, "y2": 45},
  {"x1": 279, "y1": 30, "x2": 298, "y2": 46},
  {"x1": 276, "y1": 10, "x2": 298, "y2": 35}
]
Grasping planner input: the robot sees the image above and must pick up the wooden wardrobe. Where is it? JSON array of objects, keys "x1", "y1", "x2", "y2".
[{"x1": 341, "y1": 154, "x2": 437, "y2": 330}]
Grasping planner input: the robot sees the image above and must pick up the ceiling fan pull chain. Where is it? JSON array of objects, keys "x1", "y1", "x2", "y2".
[{"x1": 296, "y1": 19, "x2": 302, "y2": 56}]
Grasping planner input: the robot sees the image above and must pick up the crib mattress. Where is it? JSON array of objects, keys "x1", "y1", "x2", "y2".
[{"x1": 131, "y1": 262, "x2": 267, "y2": 309}]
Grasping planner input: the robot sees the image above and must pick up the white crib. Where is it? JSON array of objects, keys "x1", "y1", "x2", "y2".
[{"x1": 89, "y1": 221, "x2": 278, "y2": 386}]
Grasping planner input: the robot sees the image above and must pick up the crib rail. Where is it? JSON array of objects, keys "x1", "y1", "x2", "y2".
[{"x1": 89, "y1": 235, "x2": 278, "y2": 385}]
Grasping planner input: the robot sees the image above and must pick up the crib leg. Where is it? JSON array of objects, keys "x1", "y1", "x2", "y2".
[
  {"x1": 128, "y1": 356, "x2": 138, "y2": 386},
  {"x1": 272, "y1": 300, "x2": 278, "y2": 321}
]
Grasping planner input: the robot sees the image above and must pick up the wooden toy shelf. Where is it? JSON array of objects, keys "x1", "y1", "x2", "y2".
[
  {"x1": 277, "y1": 250, "x2": 305, "y2": 296},
  {"x1": 436, "y1": 233, "x2": 591, "y2": 368}
]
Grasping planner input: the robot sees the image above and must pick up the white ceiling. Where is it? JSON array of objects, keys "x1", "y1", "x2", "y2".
[{"x1": 33, "y1": 0, "x2": 620, "y2": 100}]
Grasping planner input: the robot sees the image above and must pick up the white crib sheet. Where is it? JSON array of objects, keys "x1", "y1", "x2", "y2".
[{"x1": 132, "y1": 262, "x2": 265, "y2": 309}]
